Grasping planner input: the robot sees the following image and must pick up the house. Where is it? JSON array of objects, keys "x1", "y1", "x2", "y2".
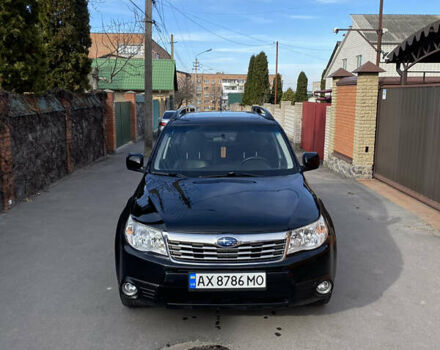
[
  {"x1": 89, "y1": 33, "x2": 171, "y2": 60},
  {"x1": 324, "y1": 14, "x2": 440, "y2": 88},
  {"x1": 92, "y1": 58, "x2": 177, "y2": 113}
]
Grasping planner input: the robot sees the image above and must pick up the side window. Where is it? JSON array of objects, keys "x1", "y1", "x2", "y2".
[
  {"x1": 356, "y1": 55, "x2": 362, "y2": 68},
  {"x1": 342, "y1": 58, "x2": 347, "y2": 70}
]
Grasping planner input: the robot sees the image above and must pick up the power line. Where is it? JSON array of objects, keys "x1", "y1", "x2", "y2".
[{"x1": 162, "y1": 0, "x2": 269, "y2": 47}]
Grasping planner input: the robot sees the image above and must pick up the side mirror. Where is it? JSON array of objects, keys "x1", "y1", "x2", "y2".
[
  {"x1": 126, "y1": 153, "x2": 145, "y2": 173},
  {"x1": 302, "y1": 152, "x2": 320, "y2": 172}
]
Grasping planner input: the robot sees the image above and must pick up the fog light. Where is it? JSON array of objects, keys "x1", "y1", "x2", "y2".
[
  {"x1": 316, "y1": 281, "x2": 332, "y2": 295},
  {"x1": 122, "y1": 282, "x2": 138, "y2": 297}
]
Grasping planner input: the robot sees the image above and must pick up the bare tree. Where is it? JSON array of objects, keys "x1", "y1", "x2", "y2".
[
  {"x1": 91, "y1": 8, "x2": 145, "y2": 88},
  {"x1": 210, "y1": 84, "x2": 223, "y2": 111},
  {"x1": 175, "y1": 74, "x2": 195, "y2": 108}
]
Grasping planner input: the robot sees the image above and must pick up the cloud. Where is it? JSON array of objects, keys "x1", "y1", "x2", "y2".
[
  {"x1": 288, "y1": 15, "x2": 318, "y2": 20},
  {"x1": 315, "y1": 0, "x2": 347, "y2": 3},
  {"x1": 214, "y1": 46, "x2": 272, "y2": 54}
]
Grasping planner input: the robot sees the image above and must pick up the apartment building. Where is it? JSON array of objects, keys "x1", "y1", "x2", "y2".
[{"x1": 193, "y1": 73, "x2": 277, "y2": 111}]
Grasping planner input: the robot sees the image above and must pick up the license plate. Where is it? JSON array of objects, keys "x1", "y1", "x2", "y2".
[{"x1": 188, "y1": 272, "x2": 266, "y2": 290}]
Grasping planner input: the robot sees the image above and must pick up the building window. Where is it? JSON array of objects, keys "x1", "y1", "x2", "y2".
[
  {"x1": 204, "y1": 80, "x2": 209, "y2": 84},
  {"x1": 356, "y1": 55, "x2": 362, "y2": 68},
  {"x1": 118, "y1": 45, "x2": 143, "y2": 57},
  {"x1": 156, "y1": 53, "x2": 160, "y2": 59},
  {"x1": 342, "y1": 58, "x2": 347, "y2": 70}
]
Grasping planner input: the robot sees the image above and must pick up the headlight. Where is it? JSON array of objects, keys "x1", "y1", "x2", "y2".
[
  {"x1": 124, "y1": 216, "x2": 167, "y2": 256},
  {"x1": 287, "y1": 215, "x2": 328, "y2": 254}
]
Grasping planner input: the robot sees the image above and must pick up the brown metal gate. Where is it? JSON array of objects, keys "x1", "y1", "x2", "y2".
[
  {"x1": 301, "y1": 102, "x2": 329, "y2": 160},
  {"x1": 374, "y1": 85, "x2": 440, "y2": 210}
]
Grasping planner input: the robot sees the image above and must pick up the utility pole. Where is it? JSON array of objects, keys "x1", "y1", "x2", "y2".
[
  {"x1": 193, "y1": 58, "x2": 200, "y2": 101},
  {"x1": 170, "y1": 34, "x2": 177, "y2": 60},
  {"x1": 144, "y1": 0, "x2": 153, "y2": 156},
  {"x1": 376, "y1": 0, "x2": 384, "y2": 67},
  {"x1": 274, "y1": 41, "x2": 279, "y2": 105}
]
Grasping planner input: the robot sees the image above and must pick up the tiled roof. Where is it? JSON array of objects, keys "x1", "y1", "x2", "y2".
[{"x1": 92, "y1": 58, "x2": 176, "y2": 91}]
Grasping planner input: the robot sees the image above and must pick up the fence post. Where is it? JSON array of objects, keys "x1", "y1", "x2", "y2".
[
  {"x1": 351, "y1": 62, "x2": 384, "y2": 177},
  {"x1": 104, "y1": 90, "x2": 116, "y2": 153},
  {"x1": 124, "y1": 91, "x2": 137, "y2": 142},
  {"x1": 0, "y1": 119, "x2": 14, "y2": 211}
]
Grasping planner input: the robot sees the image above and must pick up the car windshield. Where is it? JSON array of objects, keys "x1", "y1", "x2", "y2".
[
  {"x1": 162, "y1": 111, "x2": 176, "y2": 120},
  {"x1": 151, "y1": 124, "x2": 299, "y2": 177}
]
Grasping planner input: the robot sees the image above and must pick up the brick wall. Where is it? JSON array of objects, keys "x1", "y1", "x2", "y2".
[
  {"x1": 334, "y1": 85, "x2": 357, "y2": 158},
  {"x1": 326, "y1": 64, "x2": 381, "y2": 178}
]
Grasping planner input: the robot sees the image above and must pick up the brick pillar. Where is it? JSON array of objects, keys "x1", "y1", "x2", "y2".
[
  {"x1": 0, "y1": 123, "x2": 14, "y2": 211},
  {"x1": 327, "y1": 77, "x2": 340, "y2": 158},
  {"x1": 352, "y1": 62, "x2": 384, "y2": 178},
  {"x1": 104, "y1": 90, "x2": 116, "y2": 153},
  {"x1": 124, "y1": 91, "x2": 137, "y2": 141}
]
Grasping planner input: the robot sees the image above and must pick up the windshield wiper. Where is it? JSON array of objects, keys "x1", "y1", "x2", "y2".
[
  {"x1": 200, "y1": 171, "x2": 261, "y2": 178},
  {"x1": 151, "y1": 171, "x2": 187, "y2": 178}
]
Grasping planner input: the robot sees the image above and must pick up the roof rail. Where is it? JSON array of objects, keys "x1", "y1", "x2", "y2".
[
  {"x1": 251, "y1": 105, "x2": 275, "y2": 120},
  {"x1": 171, "y1": 105, "x2": 197, "y2": 121}
]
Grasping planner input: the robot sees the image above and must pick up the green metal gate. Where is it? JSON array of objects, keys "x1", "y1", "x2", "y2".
[{"x1": 115, "y1": 101, "x2": 131, "y2": 147}]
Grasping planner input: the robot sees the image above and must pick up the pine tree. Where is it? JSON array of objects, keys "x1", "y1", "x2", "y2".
[
  {"x1": 269, "y1": 73, "x2": 283, "y2": 104},
  {"x1": 281, "y1": 88, "x2": 295, "y2": 105},
  {"x1": 320, "y1": 69, "x2": 326, "y2": 91},
  {"x1": 295, "y1": 71, "x2": 308, "y2": 102},
  {"x1": 242, "y1": 55, "x2": 255, "y2": 105},
  {"x1": 0, "y1": 0, "x2": 46, "y2": 93},
  {"x1": 39, "y1": 0, "x2": 92, "y2": 92},
  {"x1": 253, "y1": 51, "x2": 270, "y2": 105}
]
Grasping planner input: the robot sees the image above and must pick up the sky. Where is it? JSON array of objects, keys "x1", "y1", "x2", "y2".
[{"x1": 88, "y1": 0, "x2": 440, "y2": 89}]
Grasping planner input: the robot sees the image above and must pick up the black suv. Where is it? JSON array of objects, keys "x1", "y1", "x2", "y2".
[{"x1": 115, "y1": 107, "x2": 336, "y2": 308}]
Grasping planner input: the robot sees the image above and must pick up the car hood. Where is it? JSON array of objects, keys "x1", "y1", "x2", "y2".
[{"x1": 130, "y1": 173, "x2": 320, "y2": 233}]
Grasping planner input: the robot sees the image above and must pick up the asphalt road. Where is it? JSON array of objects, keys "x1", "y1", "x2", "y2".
[{"x1": 1, "y1": 142, "x2": 439, "y2": 350}]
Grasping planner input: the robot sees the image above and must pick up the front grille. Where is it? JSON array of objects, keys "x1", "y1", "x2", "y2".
[{"x1": 167, "y1": 238, "x2": 287, "y2": 264}]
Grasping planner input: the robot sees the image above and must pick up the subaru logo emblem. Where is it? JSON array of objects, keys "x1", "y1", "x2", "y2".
[{"x1": 217, "y1": 237, "x2": 238, "y2": 247}]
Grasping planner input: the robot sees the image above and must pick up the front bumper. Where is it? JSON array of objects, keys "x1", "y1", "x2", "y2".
[{"x1": 117, "y1": 237, "x2": 336, "y2": 308}]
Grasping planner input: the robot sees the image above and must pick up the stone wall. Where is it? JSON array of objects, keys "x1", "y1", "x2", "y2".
[{"x1": 0, "y1": 91, "x2": 107, "y2": 211}]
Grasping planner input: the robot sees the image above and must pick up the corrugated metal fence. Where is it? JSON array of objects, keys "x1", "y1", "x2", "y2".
[{"x1": 375, "y1": 85, "x2": 440, "y2": 209}]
